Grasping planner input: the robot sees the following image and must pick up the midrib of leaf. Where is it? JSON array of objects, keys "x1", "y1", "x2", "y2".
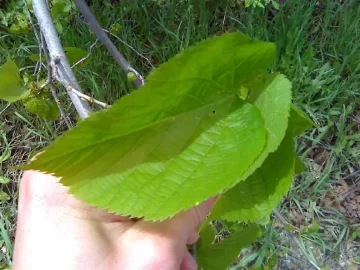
[
  {"x1": 70, "y1": 95, "x2": 243, "y2": 181},
  {"x1": 27, "y1": 93, "x2": 248, "y2": 189}
]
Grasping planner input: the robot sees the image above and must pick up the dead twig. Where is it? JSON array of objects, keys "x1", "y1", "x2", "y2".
[
  {"x1": 104, "y1": 29, "x2": 154, "y2": 69},
  {"x1": 71, "y1": 39, "x2": 99, "y2": 68},
  {"x1": 41, "y1": 33, "x2": 73, "y2": 129},
  {"x1": 0, "y1": 103, "x2": 11, "y2": 115},
  {"x1": 23, "y1": 0, "x2": 43, "y2": 82},
  {"x1": 49, "y1": 83, "x2": 73, "y2": 129}
]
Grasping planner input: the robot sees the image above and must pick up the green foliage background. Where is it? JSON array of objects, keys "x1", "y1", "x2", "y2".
[{"x1": 0, "y1": 0, "x2": 359, "y2": 269}]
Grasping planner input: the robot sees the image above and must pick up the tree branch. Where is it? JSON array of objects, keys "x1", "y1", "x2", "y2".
[
  {"x1": 41, "y1": 33, "x2": 73, "y2": 129},
  {"x1": 73, "y1": 0, "x2": 145, "y2": 88},
  {"x1": 25, "y1": 0, "x2": 73, "y2": 129},
  {"x1": 32, "y1": 0, "x2": 92, "y2": 119}
]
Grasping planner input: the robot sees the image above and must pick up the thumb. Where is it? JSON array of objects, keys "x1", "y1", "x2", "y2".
[
  {"x1": 137, "y1": 196, "x2": 217, "y2": 242},
  {"x1": 130, "y1": 197, "x2": 217, "y2": 269},
  {"x1": 164, "y1": 196, "x2": 218, "y2": 240}
]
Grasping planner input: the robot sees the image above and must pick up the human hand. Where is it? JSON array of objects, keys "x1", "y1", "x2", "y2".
[{"x1": 13, "y1": 170, "x2": 216, "y2": 270}]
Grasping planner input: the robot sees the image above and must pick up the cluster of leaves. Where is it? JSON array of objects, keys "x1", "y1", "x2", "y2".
[
  {"x1": 21, "y1": 88, "x2": 60, "y2": 121},
  {"x1": 0, "y1": 44, "x2": 92, "y2": 119},
  {"x1": 0, "y1": 57, "x2": 59, "y2": 120},
  {"x1": 0, "y1": 0, "x2": 101, "y2": 121},
  {"x1": 0, "y1": 0, "x2": 77, "y2": 35},
  {"x1": 0, "y1": 0, "x2": 31, "y2": 34},
  {"x1": 22, "y1": 32, "x2": 313, "y2": 269},
  {"x1": 49, "y1": 0, "x2": 77, "y2": 34}
]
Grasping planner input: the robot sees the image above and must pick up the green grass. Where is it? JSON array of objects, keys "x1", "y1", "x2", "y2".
[{"x1": 1, "y1": 0, "x2": 360, "y2": 268}]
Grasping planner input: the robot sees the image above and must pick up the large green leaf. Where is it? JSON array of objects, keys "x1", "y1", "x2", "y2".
[
  {"x1": 197, "y1": 224, "x2": 262, "y2": 270},
  {"x1": 0, "y1": 57, "x2": 25, "y2": 102},
  {"x1": 30, "y1": 100, "x2": 267, "y2": 220},
  {"x1": 24, "y1": 32, "x2": 276, "y2": 220},
  {"x1": 209, "y1": 130, "x2": 296, "y2": 222}
]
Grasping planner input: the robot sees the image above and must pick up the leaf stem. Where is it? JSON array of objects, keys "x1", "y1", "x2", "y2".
[{"x1": 69, "y1": 88, "x2": 110, "y2": 109}]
